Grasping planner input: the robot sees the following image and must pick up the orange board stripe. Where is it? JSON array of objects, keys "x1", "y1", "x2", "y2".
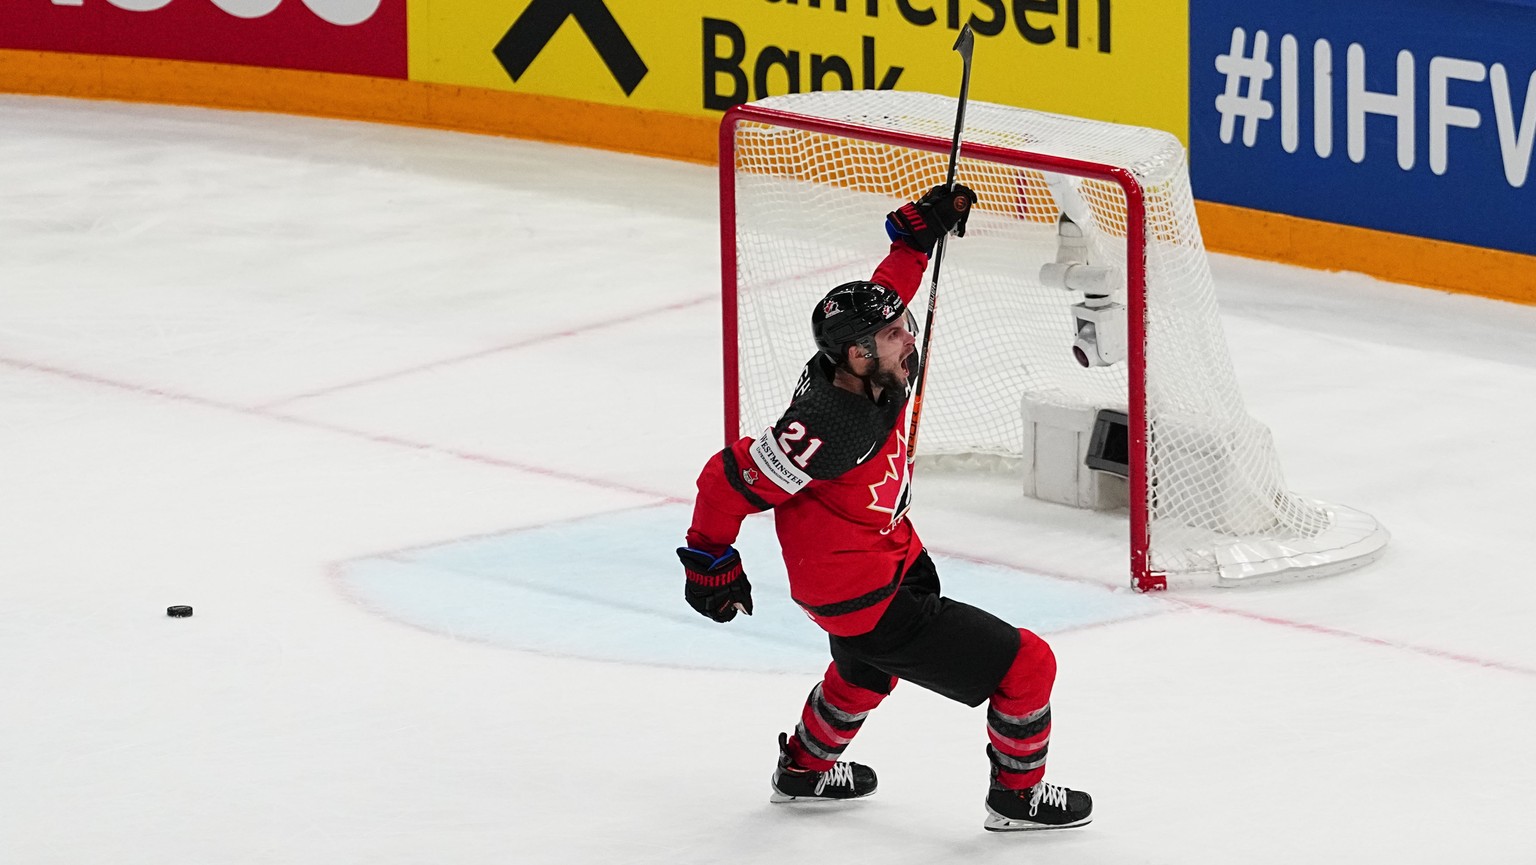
[{"x1": 1197, "y1": 201, "x2": 1536, "y2": 305}]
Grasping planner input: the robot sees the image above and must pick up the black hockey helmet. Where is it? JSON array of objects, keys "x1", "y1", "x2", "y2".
[{"x1": 811, "y1": 280, "x2": 913, "y2": 367}]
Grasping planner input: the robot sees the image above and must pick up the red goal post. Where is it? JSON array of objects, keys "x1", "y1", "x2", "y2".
[{"x1": 718, "y1": 91, "x2": 1387, "y2": 591}]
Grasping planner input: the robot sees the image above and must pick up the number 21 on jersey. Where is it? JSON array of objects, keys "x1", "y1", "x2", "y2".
[{"x1": 777, "y1": 422, "x2": 823, "y2": 469}]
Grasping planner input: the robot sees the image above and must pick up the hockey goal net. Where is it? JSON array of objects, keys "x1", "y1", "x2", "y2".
[{"x1": 719, "y1": 91, "x2": 1388, "y2": 590}]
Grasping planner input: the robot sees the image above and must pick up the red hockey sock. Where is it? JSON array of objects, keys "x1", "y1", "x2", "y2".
[
  {"x1": 784, "y1": 662, "x2": 892, "y2": 772},
  {"x1": 987, "y1": 629, "x2": 1057, "y2": 790}
]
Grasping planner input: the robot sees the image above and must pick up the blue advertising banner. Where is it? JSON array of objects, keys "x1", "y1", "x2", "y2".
[{"x1": 1190, "y1": 0, "x2": 1536, "y2": 256}]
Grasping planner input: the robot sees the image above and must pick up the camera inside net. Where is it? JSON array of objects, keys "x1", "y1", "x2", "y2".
[
  {"x1": 1039, "y1": 212, "x2": 1126, "y2": 368},
  {"x1": 1070, "y1": 295, "x2": 1126, "y2": 368},
  {"x1": 1040, "y1": 260, "x2": 1126, "y2": 368}
]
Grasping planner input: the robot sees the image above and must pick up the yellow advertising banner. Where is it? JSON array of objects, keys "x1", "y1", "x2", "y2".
[{"x1": 410, "y1": 0, "x2": 1188, "y2": 140}]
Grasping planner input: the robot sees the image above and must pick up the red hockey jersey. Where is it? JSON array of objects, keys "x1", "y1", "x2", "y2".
[{"x1": 686, "y1": 242, "x2": 930, "y2": 637}]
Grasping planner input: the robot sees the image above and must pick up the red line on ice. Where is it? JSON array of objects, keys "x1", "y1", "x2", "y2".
[
  {"x1": 0, "y1": 354, "x2": 682, "y2": 506},
  {"x1": 254, "y1": 294, "x2": 715, "y2": 409}
]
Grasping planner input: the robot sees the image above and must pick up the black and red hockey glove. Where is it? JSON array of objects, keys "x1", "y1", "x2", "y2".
[
  {"x1": 885, "y1": 182, "x2": 978, "y2": 255},
  {"x1": 677, "y1": 546, "x2": 754, "y2": 623}
]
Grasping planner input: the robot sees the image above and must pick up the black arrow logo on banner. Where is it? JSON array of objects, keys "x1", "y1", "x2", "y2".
[{"x1": 493, "y1": 0, "x2": 648, "y2": 96}]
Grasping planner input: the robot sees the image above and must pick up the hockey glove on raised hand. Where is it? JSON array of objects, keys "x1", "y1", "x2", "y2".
[
  {"x1": 678, "y1": 546, "x2": 754, "y2": 623},
  {"x1": 885, "y1": 183, "x2": 978, "y2": 255}
]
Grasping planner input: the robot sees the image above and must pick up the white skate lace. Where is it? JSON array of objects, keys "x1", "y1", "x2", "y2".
[
  {"x1": 1028, "y1": 782, "x2": 1069, "y2": 817},
  {"x1": 814, "y1": 762, "x2": 855, "y2": 795}
]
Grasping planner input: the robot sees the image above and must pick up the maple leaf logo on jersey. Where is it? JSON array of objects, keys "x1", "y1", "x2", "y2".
[
  {"x1": 742, "y1": 468, "x2": 760, "y2": 486},
  {"x1": 866, "y1": 427, "x2": 912, "y2": 530}
]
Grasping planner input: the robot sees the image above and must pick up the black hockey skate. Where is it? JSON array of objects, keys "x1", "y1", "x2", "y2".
[
  {"x1": 983, "y1": 777, "x2": 1093, "y2": 831},
  {"x1": 769, "y1": 733, "x2": 877, "y2": 803}
]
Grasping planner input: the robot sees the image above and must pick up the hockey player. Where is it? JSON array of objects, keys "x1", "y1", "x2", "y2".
[{"x1": 677, "y1": 184, "x2": 1092, "y2": 831}]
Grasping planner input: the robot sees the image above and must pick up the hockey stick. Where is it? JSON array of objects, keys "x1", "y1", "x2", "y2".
[{"x1": 906, "y1": 23, "x2": 974, "y2": 465}]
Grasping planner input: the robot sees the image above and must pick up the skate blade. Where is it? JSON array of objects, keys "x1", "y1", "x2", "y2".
[
  {"x1": 983, "y1": 810, "x2": 1092, "y2": 832},
  {"x1": 769, "y1": 782, "x2": 874, "y2": 804},
  {"x1": 770, "y1": 791, "x2": 851, "y2": 804}
]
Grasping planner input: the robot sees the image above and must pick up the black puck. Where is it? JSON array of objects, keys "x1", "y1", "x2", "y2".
[{"x1": 166, "y1": 605, "x2": 194, "y2": 618}]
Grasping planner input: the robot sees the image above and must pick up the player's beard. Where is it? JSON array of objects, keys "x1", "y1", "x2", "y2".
[{"x1": 872, "y1": 359, "x2": 903, "y2": 399}]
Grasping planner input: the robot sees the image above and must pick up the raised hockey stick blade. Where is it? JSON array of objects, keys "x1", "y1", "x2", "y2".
[{"x1": 906, "y1": 24, "x2": 974, "y2": 465}]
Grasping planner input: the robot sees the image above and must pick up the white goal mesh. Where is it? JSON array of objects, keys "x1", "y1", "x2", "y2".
[{"x1": 722, "y1": 91, "x2": 1387, "y2": 588}]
